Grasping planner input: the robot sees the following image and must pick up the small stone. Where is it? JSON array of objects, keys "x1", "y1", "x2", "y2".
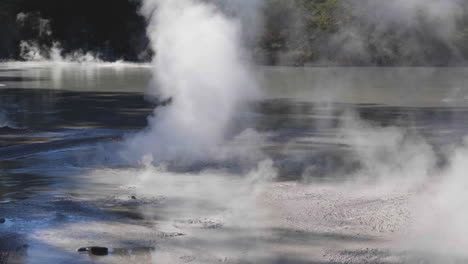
[
  {"x1": 131, "y1": 196, "x2": 137, "y2": 200},
  {"x1": 77, "y1": 247, "x2": 109, "y2": 256},
  {"x1": 89, "y1": 247, "x2": 109, "y2": 256},
  {"x1": 0, "y1": 218, "x2": 5, "y2": 224},
  {"x1": 159, "y1": 232, "x2": 185, "y2": 238}
]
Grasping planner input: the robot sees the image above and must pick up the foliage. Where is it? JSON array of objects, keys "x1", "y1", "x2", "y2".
[{"x1": 2, "y1": 0, "x2": 468, "y2": 65}]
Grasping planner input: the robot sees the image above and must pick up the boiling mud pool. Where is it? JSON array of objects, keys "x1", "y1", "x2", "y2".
[{"x1": 1, "y1": 63, "x2": 468, "y2": 263}]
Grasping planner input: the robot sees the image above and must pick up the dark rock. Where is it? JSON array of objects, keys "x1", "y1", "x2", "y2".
[
  {"x1": 0, "y1": 126, "x2": 19, "y2": 134},
  {"x1": 131, "y1": 196, "x2": 137, "y2": 200},
  {"x1": 0, "y1": 218, "x2": 5, "y2": 223},
  {"x1": 89, "y1": 247, "x2": 109, "y2": 256},
  {"x1": 77, "y1": 246, "x2": 109, "y2": 256}
]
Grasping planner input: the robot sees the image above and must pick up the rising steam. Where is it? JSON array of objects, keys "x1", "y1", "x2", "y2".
[
  {"x1": 126, "y1": 0, "x2": 260, "y2": 164},
  {"x1": 275, "y1": 0, "x2": 467, "y2": 65},
  {"x1": 331, "y1": 0, "x2": 465, "y2": 65},
  {"x1": 119, "y1": 2, "x2": 277, "y2": 262},
  {"x1": 16, "y1": 12, "x2": 103, "y2": 63}
]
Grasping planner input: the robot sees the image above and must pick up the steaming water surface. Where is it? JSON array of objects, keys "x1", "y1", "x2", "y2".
[
  {"x1": 2, "y1": 63, "x2": 468, "y2": 207},
  {"x1": 2, "y1": 63, "x2": 468, "y2": 263}
]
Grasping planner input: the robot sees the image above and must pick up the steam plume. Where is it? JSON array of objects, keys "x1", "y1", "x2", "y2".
[{"x1": 126, "y1": 0, "x2": 261, "y2": 164}]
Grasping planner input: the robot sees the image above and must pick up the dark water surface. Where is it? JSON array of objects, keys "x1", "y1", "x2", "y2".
[{"x1": 2, "y1": 63, "x2": 468, "y2": 202}]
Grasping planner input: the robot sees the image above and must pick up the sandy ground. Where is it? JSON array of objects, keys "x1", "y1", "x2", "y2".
[{"x1": 1, "y1": 165, "x2": 425, "y2": 264}]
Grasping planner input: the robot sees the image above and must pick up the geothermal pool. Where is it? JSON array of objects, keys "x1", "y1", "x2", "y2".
[{"x1": 1, "y1": 63, "x2": 468, "y2": 263}]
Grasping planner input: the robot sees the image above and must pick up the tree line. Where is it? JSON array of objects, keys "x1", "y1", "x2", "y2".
[{"x1": 1, "y1": 0, "x2": 468, "y2": 66}]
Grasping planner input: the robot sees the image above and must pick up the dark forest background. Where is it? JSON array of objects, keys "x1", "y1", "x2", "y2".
[
  {"x1": 1, "y1": 0, "x2": 468, "y2": 66},
  {"x1": 0, "y1": 0, "x2": 149, "y2": 61}
]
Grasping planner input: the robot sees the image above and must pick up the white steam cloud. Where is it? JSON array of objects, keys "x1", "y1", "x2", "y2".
[
  {"x1": 340, "y1": 112, "x2": 436, "y2": 188},
  {"x1": 19, "y1": 40, "x2": 102, "y2": 63},
  {"x1": 276, "y1": 0, "x2": 467, "y2": 65},
  {"x1": 126, "y1": 0, "x2": 261, "y2": 164},
  {"x1": 333, "y1": 111, "x2": 468, "y2": 261},
  {"x1": 333, "y1": 0, "x2": 465, "y2": 64},
  {"x1": 402, "y1": 137, "x2": 468, "y2": 261},
  {"x1": 120, "y1": 1, "x2": 275, "y2": 261}
]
